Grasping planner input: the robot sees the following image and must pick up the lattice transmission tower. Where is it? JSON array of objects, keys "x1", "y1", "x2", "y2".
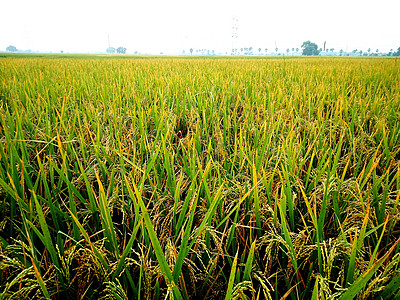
[{"x1": 231, "y1": 16, "x2": 239, "y2": 55}]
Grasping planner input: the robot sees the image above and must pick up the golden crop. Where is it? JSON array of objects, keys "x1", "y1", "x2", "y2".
[{"x1": 0, "y1": 55, "x2": 399, "y2": 299}]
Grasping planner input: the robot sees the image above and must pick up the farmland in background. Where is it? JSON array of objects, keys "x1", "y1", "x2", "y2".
[{"x1": 0, "y1": 55, "x2": 400, "y2": 299}]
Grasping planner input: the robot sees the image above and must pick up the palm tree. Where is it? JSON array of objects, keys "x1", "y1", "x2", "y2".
[
  {"x1": 264, "y1": 48, "x2": 268, "y2": 55},
  {"x1": 258, "y1": 48, "x2": 261, "y2": 55}
]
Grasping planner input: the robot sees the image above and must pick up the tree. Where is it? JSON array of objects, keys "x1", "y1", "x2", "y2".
[
  {"x1": 106, "y1": 47, "x2": 116, "y2": 54},
  {"x1": 117, "y1": 47, "x2": 126, "y2": 54},
  {"x1": 367, "y1": 48, "x2": 371, "y2": 55},
  {"x1": 301, "y1": 41, "x2": 320, "y2": 56},
  {"x1": 190, "y1": 48, "x2": 193, "y2": 55},
  {"x1": 264, "y1": 48, "x2": 268, "y2": 54},
  {"x1": 296, "y1": 47, "x2": 299, "y2": 53},
  {"x1": 258, "y1": 48, "x2": 261, "y2": 55},
  {"x1": 6, "y1": 45, "x2": 17, "y2": 52},
  {"x1": 393, "y1": 47, "x2": 400, "y2": 56}
]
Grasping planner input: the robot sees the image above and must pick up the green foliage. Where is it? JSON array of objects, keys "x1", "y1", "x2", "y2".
[
  {"x1": 106, "y1": 47, "x2": 116, "y2": 54},
  {"x1": 0, "y1": 56, "x2": 399, "y2": 299},
  {"x1": 393, "y1": 47, "x2": 400, "y2": 56},
  {"x1": 301, "y1": 41, "x2": 320, "y2": 56},
  {"x1": 5, "y1": 45, "x2": 17, "y2": 52},
  {"x1": 117, "y1": 47, "x2": 127, "y2": 54}
]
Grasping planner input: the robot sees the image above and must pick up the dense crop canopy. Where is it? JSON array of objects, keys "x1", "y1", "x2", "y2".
[{"x1": 0, "y1": 55, "x2": 400, "y2": 299}]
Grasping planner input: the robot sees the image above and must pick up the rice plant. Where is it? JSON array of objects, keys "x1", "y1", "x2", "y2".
[{"x1": 0, "y1": 55, "x2": 399, "y2": 299}]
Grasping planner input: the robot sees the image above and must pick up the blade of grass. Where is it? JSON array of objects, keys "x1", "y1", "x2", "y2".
[{"x1": 225, "y1": 249, "x2": 239, "y2": 300}]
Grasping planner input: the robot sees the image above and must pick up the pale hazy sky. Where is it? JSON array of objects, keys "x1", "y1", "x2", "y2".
[{"x1": 1, "y1": 0, "x2": 399, "y2": 54}]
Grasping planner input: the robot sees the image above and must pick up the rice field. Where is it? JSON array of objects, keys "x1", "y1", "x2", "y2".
[{"x1": 0, "y1": 55, "x2": 400, "y2": 299}]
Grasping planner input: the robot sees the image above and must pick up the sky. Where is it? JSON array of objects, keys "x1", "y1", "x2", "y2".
[{"x1": 1, "y1": 0, "x2": 399, "y2": 54}]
